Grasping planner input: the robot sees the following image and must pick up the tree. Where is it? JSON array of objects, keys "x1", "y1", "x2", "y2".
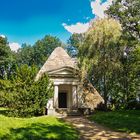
[
  {"x1": 120, "y1": 45, "x2": 140, "y2": 109},
  {"x1": 16, "y1": 43, "x2": 34, "y2": 66},
  {"x1": 68, "y1": 33, "x2": 84, "y2": 49},
  {"x1": 16, "y1": 35, "x2": 62, "y2": 67},
  {"x1": 66, "y1": 33, "x2": 84, "y2": 57},
  {"x1": 79, "y1": 18, "x2": 123, "y2": 109},
  {"x1": 106, "y1": 0, "x2": 140, "y2": 43},
  {"x1": 33, "y1": 35, "x2": 62, "y2": 67},
  {"x1": 0, "y1": 64, "x2": 53, "y2": 117},
  {"x1": 106, "y1": 0, "x2": 140, "y2": 109},
  {"x1": 0, "y1": 36, "x2": 14, "y2": 79}
]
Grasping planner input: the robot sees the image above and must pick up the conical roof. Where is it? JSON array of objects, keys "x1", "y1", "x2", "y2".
[{"x1": 35, "y1": 47, "x2": 77, "y2": 80}]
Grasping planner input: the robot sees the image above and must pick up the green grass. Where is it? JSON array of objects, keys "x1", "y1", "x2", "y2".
[
  {"x1": 0, "y1": 108, "x2": 79, "y2": 140},
  {"x1": 89, "y1": 110, "x2": 140, "y2": 134}
]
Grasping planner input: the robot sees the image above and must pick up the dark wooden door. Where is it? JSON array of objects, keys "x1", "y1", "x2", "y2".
[{"x1": 58, "y1": 92, "x2": 67, "y2": 108}]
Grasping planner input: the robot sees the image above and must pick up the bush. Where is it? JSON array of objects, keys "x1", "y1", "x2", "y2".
[
  {"x1": 127, "y1": 101, "x2": 140, "y2": 110},
  {"x1": 7, "y1": 74, "x2": 53, "y2": 117},
  {"x1": 0, "y1": 80, "x2": 15, "y2": 107},
  {"x1": 0, "y1": 64, "x2": 53, "y2": 117}
]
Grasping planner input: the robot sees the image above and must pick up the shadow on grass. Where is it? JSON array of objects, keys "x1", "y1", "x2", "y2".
[
  {"x1": 0, "y1": 108, "x2": 9, "y2": 116},
  {"x1": 1, "y1": 121, "x2": 79, "y2": 140},
  {"x1": 89, "y1": 110, "x2": 140, "y2": 134}
]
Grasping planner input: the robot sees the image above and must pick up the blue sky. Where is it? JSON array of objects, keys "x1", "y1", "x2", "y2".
[{"x1": 0, "y1": 0, "x2": 112, "y2": 51}]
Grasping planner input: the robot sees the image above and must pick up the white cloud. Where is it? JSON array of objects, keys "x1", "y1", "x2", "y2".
[
  {"x1": 91, "y1": 0, "x2": 113, "y2": 18},
  {"x1": 9, "y1": 42, "x2": 21, "y2": 52},
  {"x1": 62, "y1": 22, "x2": 90, "y2": 34},
  {"x1": 0, "y1": 34, "x2": 6, "y2": 38},
  {"x1": 62, "y1": 0, "x2": 113, "y2": 34}
]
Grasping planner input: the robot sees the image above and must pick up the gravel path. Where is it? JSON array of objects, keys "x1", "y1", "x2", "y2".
[{"x1": 64, "y1": 116, "x2": 140, "y2": 140}]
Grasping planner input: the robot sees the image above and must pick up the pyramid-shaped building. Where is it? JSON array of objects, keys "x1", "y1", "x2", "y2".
[{"x1": 36, "y1": 47, "x2": 104, "y2": 115}]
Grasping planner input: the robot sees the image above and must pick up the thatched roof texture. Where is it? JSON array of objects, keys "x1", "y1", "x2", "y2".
[
  {"x1": 35, "y1": 47, "x2": 77, "y2": 80},
  {"x1": 78, "y1": 79, "x2": 104, "y2": 110}
]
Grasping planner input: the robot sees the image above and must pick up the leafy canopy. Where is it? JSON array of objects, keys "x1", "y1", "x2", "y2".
[
  {"x1": 106, "y1": 0, "x2": 140, "y2": 42},
  {"x1": 79, "y1": 18, "x2": 123, "y2": 109}
]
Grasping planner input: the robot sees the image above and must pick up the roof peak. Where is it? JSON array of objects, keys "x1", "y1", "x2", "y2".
[
  {"x1": 35, "y1": 46, "x2": 77, "y2": 80},
  {"x1": 47, "y1": 47, "x2": 71, "y2": 60}
]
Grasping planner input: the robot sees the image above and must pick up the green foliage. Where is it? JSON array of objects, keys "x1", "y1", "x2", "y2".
[
  {"x1": 0, "y1": 65, "x2": 53, "y2": 117},
  {"x1": 0, "y1": 111, "x2": 79, "y2": 140},
  {"x1": 16, "y1": 44, "x2": 34, "y2": 66},
  {"x1": 67, "y1": 33, "x2": 84, "y2": 57},
  {"x1": 0, "y1": 35, "x2": 61, "y2": 117},
  {"x1": 0, "y1": 37, "x2": 11, "y2": 64},
  {"x1": 106, "y1": 0, "x2": 140, "y2": 42},
  {"x1": 11, "y1": 64, "x2": 38, "y2": 87},
  {"x1": 89, "y1": 111, "x2": 140, "y2": 133},
  {"x1": 0, "y1": 80, "x2": 14, "y2": 107},
  {"x1": 16, "y1": 35, "x2": 62, "y2": 67},
  {"x1": 121, "y1": 46, "x2": 140, "y2": 109},
  {"x1": 104, "y1": 0, "x2": 140, "y2": 110},
  {"x1": 79, "y1": 18, "x2": 123, "y2": 109},
  {"x1": 68, "y1": 33, "x2": 84, "y2": 49},
  {"x1": 33, "y1": 35, "x2": 62, "y2": 67},
  {"x1": 78, "y1": 17, "x2": 140, "y2": 110},
  {"x1": 0, "y1": 37, "x2": 15, "y2": 79}
]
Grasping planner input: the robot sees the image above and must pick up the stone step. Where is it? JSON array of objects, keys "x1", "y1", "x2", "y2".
[
  {"x1": 56, "y1": 109, "x2": 81, "y2": 116},
  {"x1": 67, "y1": 112, "x2": 81, "y2": 116}
]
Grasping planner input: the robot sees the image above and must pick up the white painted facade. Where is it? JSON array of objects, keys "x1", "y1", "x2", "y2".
[{"x1": 50, "y1": 71, "x2": 79, "y2": 110}]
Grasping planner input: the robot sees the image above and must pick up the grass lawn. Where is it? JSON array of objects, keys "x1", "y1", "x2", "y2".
[
  {"x1": 89, "y1": 110, "x2": 140, "y2": 134},
  {"x1": 0, "y1": 108, "x2": 79, "y2": 140}
]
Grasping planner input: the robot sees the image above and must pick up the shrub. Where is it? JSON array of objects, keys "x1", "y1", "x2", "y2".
[{"x1": 0, "y1": 64, "x2": 53, "y2": 117}]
